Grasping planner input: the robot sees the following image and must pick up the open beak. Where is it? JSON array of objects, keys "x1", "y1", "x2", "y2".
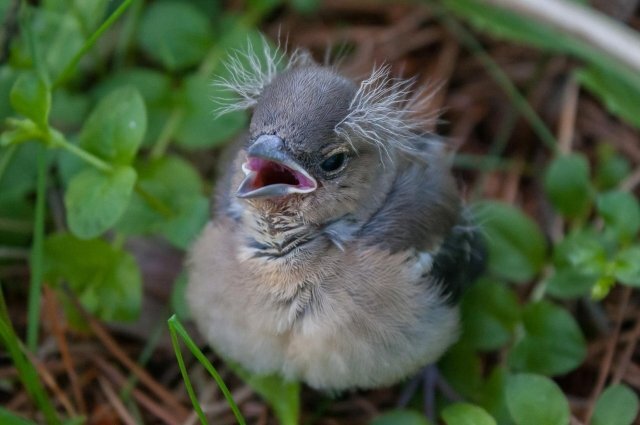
[{"x1": 236, "y1": 135, "x2": 317, "y2": 199}]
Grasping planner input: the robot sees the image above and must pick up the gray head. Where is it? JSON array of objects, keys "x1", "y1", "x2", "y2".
[{"x1": 215, "y1": 43, "x2": 436, "y2": 224}]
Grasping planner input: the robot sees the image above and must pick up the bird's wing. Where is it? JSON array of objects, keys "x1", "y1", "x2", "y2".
[{"x1": 358, "y1": 156, "x2": 486, "y2": 301}]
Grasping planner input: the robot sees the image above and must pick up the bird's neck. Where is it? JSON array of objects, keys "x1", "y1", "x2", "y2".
[{"x1": 242, "y1": 207, "x2": 320, "y2": 258}]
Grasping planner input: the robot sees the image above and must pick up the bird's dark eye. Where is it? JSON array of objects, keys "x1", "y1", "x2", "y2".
[{"x1": 320, "y1": 152, "x2": 346, "y2": 173}]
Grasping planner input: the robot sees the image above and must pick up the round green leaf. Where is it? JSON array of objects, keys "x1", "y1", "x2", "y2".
[
  {"x1": 442, "y1": 403, "x2": 496, "y2": 425},
  {"x1": 543, "y1": 153, "x2": 592, "y2": 218},
  {"x1": 592, "y1": 384, "x2": 639, "y2": 425},
  {"x1": 65, "y1": 166, "x2": 137, "y2": 239},
  {"x1": 0, "y1": 66, "x2": 19, "y2": 121},
  {"x1": 553, "y1": 230, "x2": 607, "y2": 275},
  {"x1": 175, "y1": 73, "x2": 248, "y2": 149},
  {"x1": 597, "y1": 191, "x2": 640, "y2": 243},
  {"x1": 506, "y1": 374, "x2": 569, "y2": 425},
  {"x1": 80, "y1": 86, "x2": 146, "y2": 165},
  {"x1": 94, "y1": 68, "x2": 173, "y2": 146},
  {"x1": 439, "y1": 342, "x2": 483, "y2": 398},
  {"x1": 116, "y1": 156, "x2": 207, "y2": 248},
  {"x1": 614, "y1": 246, "x2": 640, "y2": 287},
  {"x1": 137, "y1": 1, "x2": 213, "y2": 71},
  {"x1": 474, "y1": 202, "x2": 547, "y2": 282},
  {"x1": 371, "y1": 410, "x2": 432, "y2": 425},
  {"x1": 461, "y1": 278, "x2": 520, "y2": 350},
  {"x1": 509, "y1": 301, "x2": 586, "y2": 376},
  {"x1": 476, "y1": 367, "x2": 511, "y2": 425},
  {"x1": 43, "y1": 233, "x2": 142, "y2": 322},
  {"x1": 546, "y1": 268, "x2": 597, "y2": 299},
  {"x1": 595, "y1": 144, "x2": 631, "y2": 190},
  {"x1": 10, "y1": 72, "x2": 51, "y2": 129},
  {"x1": 31, "y1": 9, "x2": 85, "y2": 81}
]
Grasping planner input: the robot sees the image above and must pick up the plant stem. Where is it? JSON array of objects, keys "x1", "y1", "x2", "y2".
[
  {"x1": 26, "y1": 148, "x2": 46, "y2": 352},
  {"x1": 52, "y1": 135, "x2": 113, "y2": 173},
  {"x1": 53, "y1": 0, "x2": 135, "y2": 88}
]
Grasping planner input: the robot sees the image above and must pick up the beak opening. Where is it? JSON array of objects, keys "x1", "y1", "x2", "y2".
[{"x1": 236, "y1": 135, "x2": 317, "y2": 199}]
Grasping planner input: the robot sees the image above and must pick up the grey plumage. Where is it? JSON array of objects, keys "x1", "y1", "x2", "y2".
[{"x1": 188, "y1": 52, "x2": 485, "y2": 390}]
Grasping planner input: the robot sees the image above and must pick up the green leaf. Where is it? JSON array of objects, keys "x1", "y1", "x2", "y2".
[
  {"x1": 474, "y1": 201, "x2": 546, "y2": 282},
  {"x1": 43, "y1": 233, "x2": 142, "y2": 322},
  {"x1": 442, "y1": 403, "x2": 496, "y2": 425},
  {"x1": 614, "y1": 246, "x2": 640, "y2": 287},
  {"x1": 16, "y1": 9, "x2": 85, "y2": 81},
  {"x1": 10, "y1": 72, "x2": 51, "y2": 129},
  {"x1": 577, "y1": 65, "x2": 640, "y2": 129},
  {"x1": 476, "y1": 367, "x2": 511, "y2": 425},
  {"x1": 439, "y1": 342, "x2": 482, "y2": 398},
  {"x1": 506, "y1": 374, "x2": 569, "y2": 425},
  {"x1": 71, "y1": 0, "x2": 109, "y2": 33},
  {"x1": 50, "y1": 89, "x2": 90, "y2": 130},
  {"x1": 546, "y1": 268, "x2": 597, "y2": 299},
  {"x1": 509, "y1": 301, "x2": 586, "y2": 376},
  {"x1": 0, "y1": 143, "x2": 45, "y2": 199},
  {"x1": 543, "y1": 153, "x2": 592, "y2": 218},
  {"x1": 592, "y1": 384, "x2": 639, "y2": 425},
  {"x1": 65, "y1": 166, "x2": 137, "y2": 239},
  {"x1": 176, "y1": 24, "x2": 270, "y2": 149},
  {"x1": 461, "y1": 278, "x2": 520, "y2": 350},
  {"x1": 594, "y1": 143, "x2": 631, "y2": 190},
  {"x1": 116, "y1": 156, "x2": 207, "y2": 249},
  {"x1": 597, "y1": 191, "x2": 640, "y2": 243},
  {"x1": 0, "y1": 66, "x2": 19, "y2": 122},
  {"x1": 553, "y1": 230, "x2": 607, "y2": 275},
  {"x1": 94, "y1": 68, "x2": 173, "y2": 146},
  {"x1": 175, "y1": 73, "x2": 248, "y2": 149},
  {"x1": 79, "y1": 86, "x2": 146, "y2": 165},
  {"x1": 371, "y1": 410, "x2": 432, "y2": 425},
  {"x1": 137, "y1": 1, "x2": 213, "y2": 71}
]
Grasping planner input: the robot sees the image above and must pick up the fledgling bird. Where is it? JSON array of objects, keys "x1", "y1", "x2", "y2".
[{"x1": 187, "y1": 43, "x2": 485, "y2": 391}]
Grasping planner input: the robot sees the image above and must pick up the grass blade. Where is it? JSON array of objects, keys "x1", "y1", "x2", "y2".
[
  {"x1": 53, "y1": 0, "x2": 135, "y2": 88},
  {"x1": 167, "y1": 315, "x2": 247, "y2": 425},
  {"x1": 0, "y1": 285, "x2": 61, "y2": 425},
  {"x1": 26, "y1": 148, "x2": 46, "y2": 351}
]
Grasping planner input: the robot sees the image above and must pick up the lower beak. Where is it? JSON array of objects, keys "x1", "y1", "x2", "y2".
[{"x1": 236, "y1": 135, "x2": 317, "y2": 199}]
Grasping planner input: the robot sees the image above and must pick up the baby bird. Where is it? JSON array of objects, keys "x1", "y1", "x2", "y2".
[{"x1": 187, "y1": 45, "x2": 485, "y2": 391}]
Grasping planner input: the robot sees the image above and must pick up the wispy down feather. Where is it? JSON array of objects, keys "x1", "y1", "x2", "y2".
[
  {"x1": 213, "y1": 38, "x2": 441, "y2": 162},
  {"x1": 334, "y1": 64, "x2": 440, "y2": 162},
  {"x1": 212, "y1": 37, "x2": 313, "y2": 116}
]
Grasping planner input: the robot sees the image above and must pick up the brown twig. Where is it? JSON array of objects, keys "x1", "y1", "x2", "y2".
[
  {"x1": 583, "y1": 286, "x2": 632, "y2": 423},
  {"x1": 97, "y1": 376, "x2": 138, "y2": 425},
  {"x1": 64, "y1": 290, "x2": 190, "y2": 421},
  {"x1": 24, "y1": 349, "x2": 76, "y2": 417},
  {"x1": 43, "y1": 287, "x2": 86, "y2": 415},
  {"x1": 95, "y1": 357, "x2": 183, "y2": 425},
  {"x1": 557, "y1": 77, "x2": 579, "y2": 154},
  {"x1": 612, "y1": 306, "x2": 640, "y2": 385}
]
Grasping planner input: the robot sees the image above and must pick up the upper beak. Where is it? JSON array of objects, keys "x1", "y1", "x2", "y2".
[{"x1": 236, "y1": 135, "x2": 318, "y2": 199}]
